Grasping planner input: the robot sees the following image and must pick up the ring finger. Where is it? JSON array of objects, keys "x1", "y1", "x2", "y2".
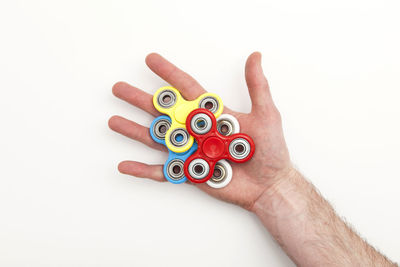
[{"x1": 108, "y1": 115, "x2": 167, "y2": 152}]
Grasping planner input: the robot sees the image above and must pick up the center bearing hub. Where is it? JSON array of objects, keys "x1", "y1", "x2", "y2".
[{"x1": 202, "y1": 137, "x2": 225, "y2": 158}]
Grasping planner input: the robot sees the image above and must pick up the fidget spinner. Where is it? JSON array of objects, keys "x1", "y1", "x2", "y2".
[
  {"x1": 150, "y1": 113, "x2": 240, "y2": 188},
  {"x1": 153, "y1": 86, "x2": 223, "y2": 153},
  {"x1": 184, "y1": 108, "x2": 255, "y2": 183}
]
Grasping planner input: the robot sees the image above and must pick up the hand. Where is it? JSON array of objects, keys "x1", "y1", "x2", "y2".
[{"x1": 109, "y1": 52, "x2": 295, "y2": 211}]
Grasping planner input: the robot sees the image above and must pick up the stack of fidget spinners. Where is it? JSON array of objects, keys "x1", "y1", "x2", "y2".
[{"x1": 150, "y1": 86, "x2": 255, "y2": 188}]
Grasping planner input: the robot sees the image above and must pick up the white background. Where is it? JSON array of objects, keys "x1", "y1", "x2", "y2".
[{"x1": 0, "y1": 0, "x2": 399, "y2": 266}]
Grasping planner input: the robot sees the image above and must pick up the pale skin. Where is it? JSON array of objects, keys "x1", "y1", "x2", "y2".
[{"x1": 109, "y1": 52, "x2": 397, "y2": 267}]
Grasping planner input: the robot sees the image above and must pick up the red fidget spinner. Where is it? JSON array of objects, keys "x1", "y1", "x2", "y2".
[{"x1": 184, "y1": 108, "x2": 255, "y2": 183}]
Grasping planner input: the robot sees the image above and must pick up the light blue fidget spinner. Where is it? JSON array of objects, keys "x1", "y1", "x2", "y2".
[{"x1": 150, "y1": 115, "x2": 198, "y2": 184}]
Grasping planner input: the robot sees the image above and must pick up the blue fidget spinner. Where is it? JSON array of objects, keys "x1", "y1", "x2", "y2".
[{"x1": 150, "y1": 115, "x2": 198, "y2": 184}]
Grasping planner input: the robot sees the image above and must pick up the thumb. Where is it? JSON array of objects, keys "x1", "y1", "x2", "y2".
[{"x1": 245, "y1": 52, "x2": 273, "y2": 112}]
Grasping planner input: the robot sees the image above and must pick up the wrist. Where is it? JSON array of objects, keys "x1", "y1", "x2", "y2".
[
  {"x1": 250, "y1": 167, "x2": 316, "y2": 262},
  {"x1": 250, "y1": 166, "x2": 308, "y2": 216}
]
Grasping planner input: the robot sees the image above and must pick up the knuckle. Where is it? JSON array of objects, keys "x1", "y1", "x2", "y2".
[{"x1": 272, "y1": 108, "x2": 282, "y2": 122}]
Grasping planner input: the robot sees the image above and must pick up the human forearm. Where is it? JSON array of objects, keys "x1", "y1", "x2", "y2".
[{"x1": 252, "y1": 168, "x2": 397, "y2": 267}]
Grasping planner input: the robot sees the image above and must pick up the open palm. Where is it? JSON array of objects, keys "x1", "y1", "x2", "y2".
[{"x1": 109, "y1": 52, "x2": 294, "y2": 211}]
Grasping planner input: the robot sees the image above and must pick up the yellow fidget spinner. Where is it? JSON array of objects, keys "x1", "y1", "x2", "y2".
[{"x1": 153, "y1": 86, "x2": 224, "y2": 153}]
